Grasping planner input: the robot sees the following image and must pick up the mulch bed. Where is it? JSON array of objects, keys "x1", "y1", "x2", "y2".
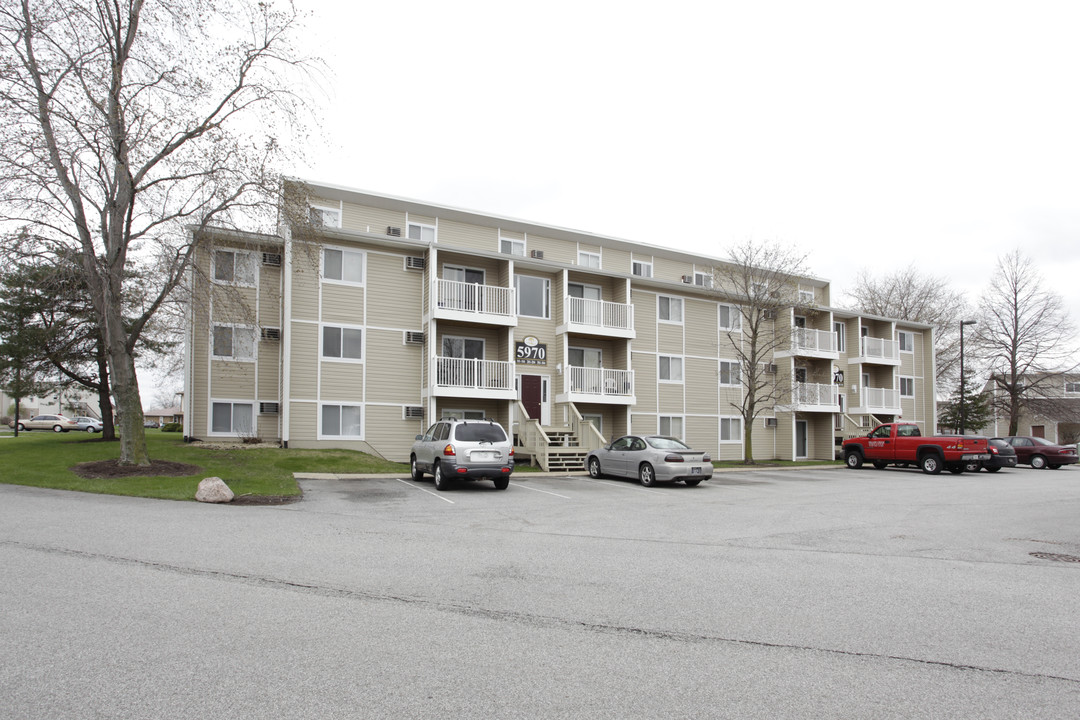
[{"x1": 71, "y1": 459, "x2": 202, "y2": 479}]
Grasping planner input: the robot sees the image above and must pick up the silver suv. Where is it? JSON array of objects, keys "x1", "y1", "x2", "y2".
[{"x1": 410, "y1": 417, "x2": 514, "y2": 491}]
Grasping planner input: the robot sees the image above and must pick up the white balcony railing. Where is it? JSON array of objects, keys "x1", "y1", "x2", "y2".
[
  {"x1": 792, "y1": 327, "x2": 838, "y2": 355},
  {"x1": 860, "y1": 336, "x2": 899, "y2": 363},
  {"x1": 435, "y1": 356, "x2": 514, "y2": 391},
  {"x1": 793, "y1": 382, "x2": 839, "y2": 408},
  {"x1": 863, "y1": 386, "x2": 900, "y2": 410},
  {"x1": 567, "y1": 366, "x2": 634, "y2": 397},
  {"x1": 436, "y1": 279, "x2": 514, "y2": 317},
  {"x1": 565, "y1": 296, "x2": 634, "y2": 332}
]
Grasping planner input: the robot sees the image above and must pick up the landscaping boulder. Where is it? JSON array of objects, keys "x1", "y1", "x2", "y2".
[{"x1": 196, "y1": 477, "x2": 234, "y2": 503}]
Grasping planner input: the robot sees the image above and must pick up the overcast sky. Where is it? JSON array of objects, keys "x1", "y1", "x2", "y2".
[{"x1": 291, "y1": 0, "x2": 1080, "y2": 318}]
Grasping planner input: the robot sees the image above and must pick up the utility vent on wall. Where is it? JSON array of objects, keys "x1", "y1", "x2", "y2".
[
  {"x1": 405, "y1": 256, "x2": 425, "y2": 270},
  {"x1": 261, "y1": 327, "x2": 281, "y2": 341},
  {"x1": 403, "y1": 406, "x2": 424, "y2": 419},
  {"x1": 405, "y1": 331, "x2": 425, "y2": 344},
  {"x1": 262, "y1": 252, "x2": 282, "y2": 267},
  {"x1": 763, "y1": 363, "x2": 778, "y2": 374},
  {"x1": 259, "y1": 402, "x2": 280, "y2": 414},
  {"x1": 764, "y1": 417, "x2": 778, "y2": 428},
  {"x1": 763, "y1": 310, "x2": 777, "y2": 320},
  {"x1": 530, "y1": 249, "x2": 544, "y2": 259},
  {"x1": 681, "y1": 275, "x2": 693, "y2": 284},
  {"x1": 387, "y1": 226, "x2": 402, "y2": 237}
]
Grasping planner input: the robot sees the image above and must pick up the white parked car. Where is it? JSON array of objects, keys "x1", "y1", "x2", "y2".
[
  {"x1": 73, "y1": 416, "x2": 104, "y2": 433},
  {"x1": 587, "y1": 435, "x2": 713, "y2": 486},
  {"x1": 12, "y1": 414, "x2": 80, "y2": 432}
]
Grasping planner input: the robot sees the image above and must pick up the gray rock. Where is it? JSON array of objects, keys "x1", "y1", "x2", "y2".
[{"x1": 195, "y1": 477, "x2": 234, "y2": 503}]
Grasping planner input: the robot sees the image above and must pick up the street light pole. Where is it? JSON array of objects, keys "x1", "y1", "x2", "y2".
[{"x1": 959, "y1": 320, "x2": 977, "y2": 435}]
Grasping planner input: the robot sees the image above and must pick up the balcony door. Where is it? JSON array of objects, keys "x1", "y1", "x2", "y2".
[
  {"x1": 441, "y1": 336, "x2": 484, "y2": 387},
  {"x1": 796, "y1": 420, "x2": 808, "y2": 458},
  {"x1": 443, "y1": 265, "x2": 485, "y2": 311},
  {"x1": 568, "y1": 283, "x2": 602, "y2": 325}
]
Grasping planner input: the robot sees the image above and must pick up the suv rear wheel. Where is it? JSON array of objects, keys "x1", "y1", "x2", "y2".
[{"x1": 493, "y1": 477, "x2": 509, "y2": 490}]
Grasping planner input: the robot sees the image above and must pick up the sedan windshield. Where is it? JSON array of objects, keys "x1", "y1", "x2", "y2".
[{"x1": 646, "y1": 436, "x2": 691, "y2": 450}]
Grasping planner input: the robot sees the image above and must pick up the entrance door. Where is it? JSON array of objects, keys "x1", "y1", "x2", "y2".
[
  {"x1": 796, "y1": 420, "x2": 808, "y2": 459},
  {"x1": 518, "y1": 374, "x2": 550, "y2": 425}
]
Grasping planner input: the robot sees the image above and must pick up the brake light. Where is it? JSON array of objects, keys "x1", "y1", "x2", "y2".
[
  {"x1": 443, "y1": 444, "x2": 455, "y2": 456},
  {"x1": 509, "y1": 447, "x2": 514, "y2": 457},
  {"x1": 990, "y1": 446, "x2": 999, "y2": 455},
  {"x1": 665, "y1": 454, "x2": 685, "y2": 462}
]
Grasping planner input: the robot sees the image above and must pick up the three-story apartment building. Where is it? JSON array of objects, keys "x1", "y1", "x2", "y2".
[{"x1": 182, "y1": 180, "x2": 936, "y2": 468}]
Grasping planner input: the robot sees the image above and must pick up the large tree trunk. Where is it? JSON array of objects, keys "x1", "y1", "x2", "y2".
[
  {"x1": 105, "y1": 309, "x2": 148, "y2": 464},
  {"x1": 95, "y1": 337, "x2": 116, "y2": 440}
]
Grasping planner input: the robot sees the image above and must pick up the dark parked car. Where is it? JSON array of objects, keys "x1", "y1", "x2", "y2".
[
  {"x1": 1002, "y1": 436, "x2": 1079, "y2": 469},
  {"x1": 965, "y1": 437, "x2": 1017, "y2": 472}
]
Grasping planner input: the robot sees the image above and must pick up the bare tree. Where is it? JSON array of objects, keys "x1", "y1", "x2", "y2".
[
  {"x1": 710, "y1": 238, "x2": 812, "y2": 464},
  {"x1": 0, "y1": 0, "x2": 316, "y2": 464},
  {"x1": 975, "y1": 249, "x2": 1079, "y2": 435},
  {"x1": 845, "y1": 265, "x2": 971, "y2": 385}
]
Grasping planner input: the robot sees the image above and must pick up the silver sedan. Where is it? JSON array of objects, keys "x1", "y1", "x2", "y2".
[{"x1": 586, "y1": 435, "x2": 713, "y2": 486}]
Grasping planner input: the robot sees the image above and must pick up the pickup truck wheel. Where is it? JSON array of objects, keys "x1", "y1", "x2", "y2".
[
  {"x1": 844, "y1": 452, "x2": 863, "y2": 469},
  {"x1": 948, "y1": 467, "x2": 964, "y2": 474},
  {"x1": 872, "y1": 460, "x2": 887, "y2": 470},
  {"x1": 1030, "y1": 455, "x2": 1047, "y2": 469},
  {"x1": 985, "y1": 466, "x2": 1001, "y2": 473},
  {"x1": 920, "y1": 454, "x2": 943, "y2": 475}
]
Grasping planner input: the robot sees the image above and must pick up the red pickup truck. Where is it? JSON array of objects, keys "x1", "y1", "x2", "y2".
[{"x1": 843, "y1": 423, "x2": 991, "y2": 475}]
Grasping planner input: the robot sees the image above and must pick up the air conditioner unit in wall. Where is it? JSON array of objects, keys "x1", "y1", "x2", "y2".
[
  {"x1": 261, "y1": 327, "x2": 281, "y2": 341},
  {"x1": 405, "y1": 331, "x2": 425, "y2": 344},
  {"x1": 403, "y1": 406, "x2": 424, "y2": 419},
  {"x1": 763, "y1": 310, "x2": 777, "y2": 320},
  {"x1": 387, "y1": 226, "x2": 402, "y2": 237},
  {"x1": 261, "y1": 252, "x2": 282, "y2": 267},
  {"x1": 259, "y1": 402, "x2": 280, "y2": 414},
  {"x1": 763, "y1": 363, "x2": 778, "y2": 374},
  {"x1": 764, "y1": 417, "x2": 778, "y2": 428},
  {"x1": 530, "y1": 249, "x2": 544, "y2": 259},
  {"x1": 405, "y1": 256, "x2": 425, "y2": 270},
  {"x1": 681, "y1": 275, "x2": 693, "y2": 284}
]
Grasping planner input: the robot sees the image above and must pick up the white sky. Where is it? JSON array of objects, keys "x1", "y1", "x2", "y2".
[{"x1": 293, "y1": 0, "x2": 1080, "y2": 317}]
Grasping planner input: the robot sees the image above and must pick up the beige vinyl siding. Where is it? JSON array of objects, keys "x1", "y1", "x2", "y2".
[
  {"x1": 408, "y1": 213, "x2": 436, "y2": 227},
  {"x1": 657, "y1": 382, "x2": 684, "y2": 414},
  {"x1": 210, "y1": 284, "x2": 257, "y2": 324},
  {"x1": 287, "y1": 401, "x2": 317, "y2": 442},
  {"x1": 657, "y1": 322, "x2": 683, "y2": 354},
  {"x1": 367, "y1": 253, "x2": 423, "y2": 327},
  {"x1": 258, "y1": 264, "x2": 282, "y2": 326},
  {"x1": 435, "y1": 399, "x2": 510, "y2": 429},
  {"x1": 807, "y1": 415, "x2": 833, "y2": 460},
  {"x1": 632, "y1": 289, "x2": 656, "y2": 352},
  {"x1": 290, "y1": 254, "x2": 320, "y2": 322},
  {"x1": 321, "y1": 284, "x2": 365, "y2": 325},
  {"x1": 341, "y1": 203, "x2": 406, "y2": 234},
  {"x1": 687, "y1": 416, "x2": 718, "y2": 457},
  {"x1": 526, "y1": 234, "x2": 573, "y2": 264},
  {"x1": 604, "y1": 247, "x2": 632, "y2": 273},
  {"x1": 364, "y1": 405, "x2": 419, "y2": 462},
  {"x1": 257, "y1": 344, "x2": 280, "y2": 399},
  {"x1": 256, "y1": 412, "x2": 280, "y2": 440},
  {"x1": 289, "y1": 322, "x2": 319, "y2": 399},
  {"x1": 515, "y1": 316, "x2": 556, "y2": 352},
  {"x1": 320, "y1": 362, "x2": 364, "y2": 403},
  {"x1": 749, "y1": 416, "x2": 777, "y2": 461},
  {"x1": 210, "y1": 360, "x2": 256, "y2": 398},
  {"x1": 686, "y1": 358, "x2": 719, "y2": 414},
  {"x1": 652, "y1": 256, "x2": 688, "y2": 284},
  {"x1": 631, "y1": 351, "x2": 657, "y2": 411},
  {"x1": 366, "y1": 330, "x2": 422, "y2": 403},
  {"x1": 775, "y1": 414, "x2": 794, "y2": 460},
  {"x1": 437, "y1": 219, "x2": 497, "y2": 252},
  {"x1": 684, "y1": 299, "x2": 719, "y2": 358},
  {"x1": 631, "y1": 413, "x2": 657, "y2": 436}
]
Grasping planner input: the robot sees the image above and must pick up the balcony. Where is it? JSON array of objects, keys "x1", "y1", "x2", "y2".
[
  {"x1": 853, "y1": 386, "x2": 901, "y2": 414},
  {"x1": 775, "y1": 327, "x2": 839, "y2": 360},
  {"x1": 558, "y1": 296, "x2": 635, "y2": 338},
  {"x1": 850, "y1": 336, "x2": 900, "y2": 366},
  {"x1": 432, "y1": 279, "x2": 516, "y2": 327},
  {"x1": 430, "y1": 356, "x2": 516, "y2": 399},
  {"x1": 557, "y1": 366, "x2": 635, "y2": 405},
  {"x1": 790, "y1": 382, "x2": 839, "y2": 412}
]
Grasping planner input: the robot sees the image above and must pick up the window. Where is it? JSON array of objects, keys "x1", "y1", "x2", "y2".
[
  {"x1": 632, "y1": 260, "x2": 652, "y2": 278},
  {"x1": 719, "y1": 305, "x2": 742, "y2": 332},
  {"x1": 569, "y1": 347, "x2": 602, "y2": 368},
  {"x1": 898, "y1": 331, "x2": 914, "y2": 352},
  {"x1": 658, "y1": 296, "x2": 683, "y2": 323},
  {"x1": 441, "y1": 409, "x2": 486, "y2": 420},
  {"x1": 659, "y1": 355, "x2": 683, "y2": 382},
  {"x1": 408, "y1": 223, "x2": 436, "y2": 243},
  {"x1": 659, "y1": 416, "x2": 684, "y2": 439},
  {"x1": 578, "y1": 251, "x2": 601, "y2": 268},
  {"x1": 834, "y1": 321, "x2": 846, "y2": 352},
  {"x1": 212, "y1": 250, "x2": 256, "y2": 285},
  {"x1": 799, "y1": 289, "x2": 815, "y2": 304},
  {"x1": 582, "y1": 413, "x2": 603, "y2": 433},
  {"x1": 442, "y1": 336, "x2": 484, "y2": 359},
  {"x1": 694, "y1": 271, "x2": 713, "y2": 288},
  {"x1": 500, "y1": 237, "x2": 525, "y2": 256},
  {"x1": 321, "y1": 404, "x2": 363, "y2": 438},
  {"x1": 794, "y1": 315, "x2": 807, "y2": 328},
  {"x1": 211, "y1": 401, "x2": 253, "y2": 434},
  {"x1": 1066, "y1": 382, "x2": 1080, "y2": 394},
  {"x1": 323, "y1": 248, "x2": 364, "y2": 284},
  {"x1": 322, "y1": 326, "x2": 364, "y2": 361},
  {"x1": 212, "y1": 325, "x2": 255, "y2": 360},
  {"x1": 900, "y1": 377, "x2": 915, "y2": 397},
  {"x1": 795, "y1": 367, "x2": 807, "y2": 383},
  {"x1": 719, "y1": 360, "x2": 741, "y2": 386},
  {"x1": 309, "y1": 205, "x2": 341, "y2": 228},
  {"x1": 515, "y1": 275, "x2": 550, "y2": 318},
  {"x1": 720, "y1": 416, "x2": 742, "y2": 442}
]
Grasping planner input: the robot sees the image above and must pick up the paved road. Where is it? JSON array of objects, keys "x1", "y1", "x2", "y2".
[{"x1": 2, "y1": 466, "x2": 1079, "y2": 718}]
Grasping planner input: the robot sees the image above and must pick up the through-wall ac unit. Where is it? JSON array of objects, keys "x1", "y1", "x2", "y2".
[
  {"x1": 387, "y1": 226, "x2": 402, "y2": 237},
  {"x1": 764, "y1": 417, "x2": 778, "y2": 428},
  {"x1": 530, "y1": 249, "x2": 544, "y2": 259},
  {"x1": 259, "y1": 402, "x2": 280, "y2": 414},
  {"x1": 681, "y1": 275, "x2": 693, "y2": 284},
  {"x1": 405, "y1": 256, "x2": 425, "y2": 270},
  {"x1": 403, "y1": 406, "x2": 424, "y2": 419},
  {"x1": 763, "y1": 363, "x2": 778, "y2": 374},
  {"x1": 261, "y1": 252, "x2": 282, "y2": 267},
  {"x1": 763, "y1": 310, "x2": 777, "y2": 320},
  {"x1": 261, "y1": 327, "x2": 281, "y2": 341},
  {"x1": 405, "y1": 331, "x2": 425, "y2": 344}
]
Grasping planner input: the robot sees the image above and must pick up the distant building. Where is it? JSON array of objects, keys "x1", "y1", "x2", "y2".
[
  {"x1": 1, "y1": 385, "x2": 101, "y2": 420},
  {"x1": 980, "y1": 373, "x2": 1080, "y2": 443}
]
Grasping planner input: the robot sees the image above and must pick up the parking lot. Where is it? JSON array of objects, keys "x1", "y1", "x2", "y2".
[{"x1": 2, "y1": 465, "x2": 1079, "y2": 718}]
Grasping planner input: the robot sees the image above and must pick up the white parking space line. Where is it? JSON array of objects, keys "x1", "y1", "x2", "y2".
[
  {"x1": 510, "y1": 482, "x2": 571, "y2": 499},
  {"x1": 576, "y1": 477, "x2": 666, "y2": 493},
  {"x1": 393, "y1": 478, "x2": 455, "y2": 504}
]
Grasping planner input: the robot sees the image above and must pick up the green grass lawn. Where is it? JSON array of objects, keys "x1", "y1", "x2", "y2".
[{"x1": 0, "y1": 430, "x2": 409, "y2": 501}]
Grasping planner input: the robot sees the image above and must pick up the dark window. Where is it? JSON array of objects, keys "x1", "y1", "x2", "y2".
[{"x1": 455, "y1": 424, "x2": 506, "y2": 442}]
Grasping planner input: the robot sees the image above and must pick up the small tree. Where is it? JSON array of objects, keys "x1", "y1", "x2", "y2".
[
  {"x1": 0, "y1": 270, "x2": 49, "y2": 437},
  {"x1": 710, "y1": 238, "x2": 813, "y2": 464},
  {"x1": 937, "y1": 375, "x2": 992, "y2": 435}
]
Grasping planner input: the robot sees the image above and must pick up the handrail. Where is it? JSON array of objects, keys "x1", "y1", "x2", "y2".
[
  {"x1": 514, "y1": 400, "x2": 551, "y2": 470},
  {"x1": 436, "y1": 279, "x2": 514, "y2": 316},
  {"x1": 564, "y1": 296, "x2": 634, "y2": 331},
  {"x1": 568, "y1": 403, "x2": 606, "y2": 450}
]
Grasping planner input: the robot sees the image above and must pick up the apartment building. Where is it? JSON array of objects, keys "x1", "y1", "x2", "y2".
[
  {"x1": 980, "y1": 374, "x2": 1080, "y2": 444},
  {"x1": 182, "y1": 180, "x2": 936, "y2": 468}
]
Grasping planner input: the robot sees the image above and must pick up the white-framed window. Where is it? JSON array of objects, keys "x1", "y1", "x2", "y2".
[
  {"x1": 719, "y1": 304, "x2": 742, "y2": 332},
  {"x1": 658, "y1": 296, "x2": 683, "y2": 323},
  {"x1": 408, "y1": 222, "x2": 436, "y2": 243},
  {"x1": 320, "y1": 403, "x2": 364, "y2": 438},
  {"x1": 632, "y1": 260, "x2": 652, "y2": 278},
  {"x1": 659, "y1": 355, "x2": 684, "y2": 383},
  {"x1": 834, "y1": 321, "x2": 846, "y2": 352},
  {"x1": 794, "y1": 315, "x2": 807, "y2": 328},
  {"x1": 720, "y1": 416, "x2": 742, "y2": 442},
  {"x1": 694, "y1": 271, "x2": 713, "y2": 288},
  {"x1": 443, "y1": 336, "x2": 484, "y2": 359},
  {"x1": 719, "y1": 360, "x2": 741, "y2": 387},
  {"x1": 212, "y1": 249, "x2": 257, "y2": 286},
  {"x1": 500, "y1": 236, "x2": 525, "y2": 256},
  {"x1": 898, "y1": 330, "x2": 914, "y2": 352},
  {"x1": 1066, "y1": 381, "x2": 1080, "y2": 395},
  {"x1": 578, "y1": 251, "x2": 601, "y2": 268},
  {"x1": 900, "y1": 376, "x2": 915, "y2": 397},
  {"x1": 795, "y1": 367, "x2": 807, "y2": 383},
  {"x1": 568, "y1": 347, "x2": 602, "y2": 368},
  {"x1": 309, "y1": 205, "x2": 341, "y2": 228},
  {"x1": 211, "y1": 401, "x2": 254, "y2": 435},
  {"x1": 212, "y1": 325, "x2": 255, "y2": 360},
  {"x1": 323, "y1": 247, "x2": 365, "y2": 285},
  {"x1": 441, "y1": 409, "x2": 486, "y2": 420},
  {"x1": 515, "y1": 274, "x2": 550, "y2": 318},
  {"x1": 322, "y1": 325, "x2": 364, "y2": 361},
  {"x1": 799, "y1": 289, "x2": 815, "y2": 304},
  {"x1": 659, "y1": 415, "x2": 684, "y2": 440}
]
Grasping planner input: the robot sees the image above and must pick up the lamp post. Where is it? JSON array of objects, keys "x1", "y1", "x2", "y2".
[{"x1": 959, "y1": 320, "x2": 977, "y2": 435}]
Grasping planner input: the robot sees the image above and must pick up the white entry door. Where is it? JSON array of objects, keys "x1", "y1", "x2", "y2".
[{"x1": 796, "y1": 420, "x2": 808, "y2": 459}]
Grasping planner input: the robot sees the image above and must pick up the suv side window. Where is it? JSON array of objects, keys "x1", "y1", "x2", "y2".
[{"x1": 433, "y1": 423, "x2": 450, "y2": 442}]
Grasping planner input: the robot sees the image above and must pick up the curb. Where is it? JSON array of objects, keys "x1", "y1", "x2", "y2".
[{"x1": 294, "y1": 464, "x2": 844, "y2": 481}]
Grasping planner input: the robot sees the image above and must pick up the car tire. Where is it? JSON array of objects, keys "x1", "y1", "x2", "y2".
[
  {"x1": 639, "y1": 463, "x2": 656, "y2": 487},
  {"x1": 985, "y1": 466, "x2": 1001, "y2": 473},
  {"x1": 684, "y1": 479, "x2": 702, "y2": 487},
  {"x1": 493, "y1": 477, "x2": 509, "y2": 490},
  {"x1": 1030, "y1": 454, "x2": 1047, "y2": 469},
  {"x1": 52, "y1": 425, "x2": 63, "y2": 433},
  {"x1": 845, "y1": 452, "x2": 863, "y2": 469},
  {"x1": 17, "y1": 423, "x2": 26, "y2": 431},
  {"x1": 920, "y1": 454, "x2": 943, "y2": 475},
  {"x1": 872, "y1": 460, "x2": 887, "y2": 470},
  {"x1": 588, "y1": 457, "x2": 602, "y2": 478},
  {"x1": 1048, "y1": 464, "x2": 1061, "y2": 470},
  {"x1": 410, "y1": 456, "x2": 424, "y2": 480},
  {"x1": 433, "y1": 462, "x2": 450, "y2": 491},
  {"x1": 948, "y1": 467, "x2": 964, "y2": 474},
  {"x1": 86, "y1": 426, "x2": 95, "y2": 434}
]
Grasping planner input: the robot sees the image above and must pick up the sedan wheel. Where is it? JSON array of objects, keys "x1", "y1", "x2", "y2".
[
  {"x1": 684, "y1": 479, "x2": 702, "y2": 487},
  {"x1": 52, "y1": 425, "x2": 63, "y2": 433},
  {"x1": 17, "y1": 423, "x2": 26, "y2": 431},
  {"x1": 86, "y1": 426, "x2": 96, "y2": 434},
  {"x1": 1030, "y1": 455, "x2": 1047, "y2": 469},
  {"x1": 639, "y1": 462, "x2": 657, "y2": 487},
  {"x1": 587, "y1": 457, "x2": 602, "y2": 478}
]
